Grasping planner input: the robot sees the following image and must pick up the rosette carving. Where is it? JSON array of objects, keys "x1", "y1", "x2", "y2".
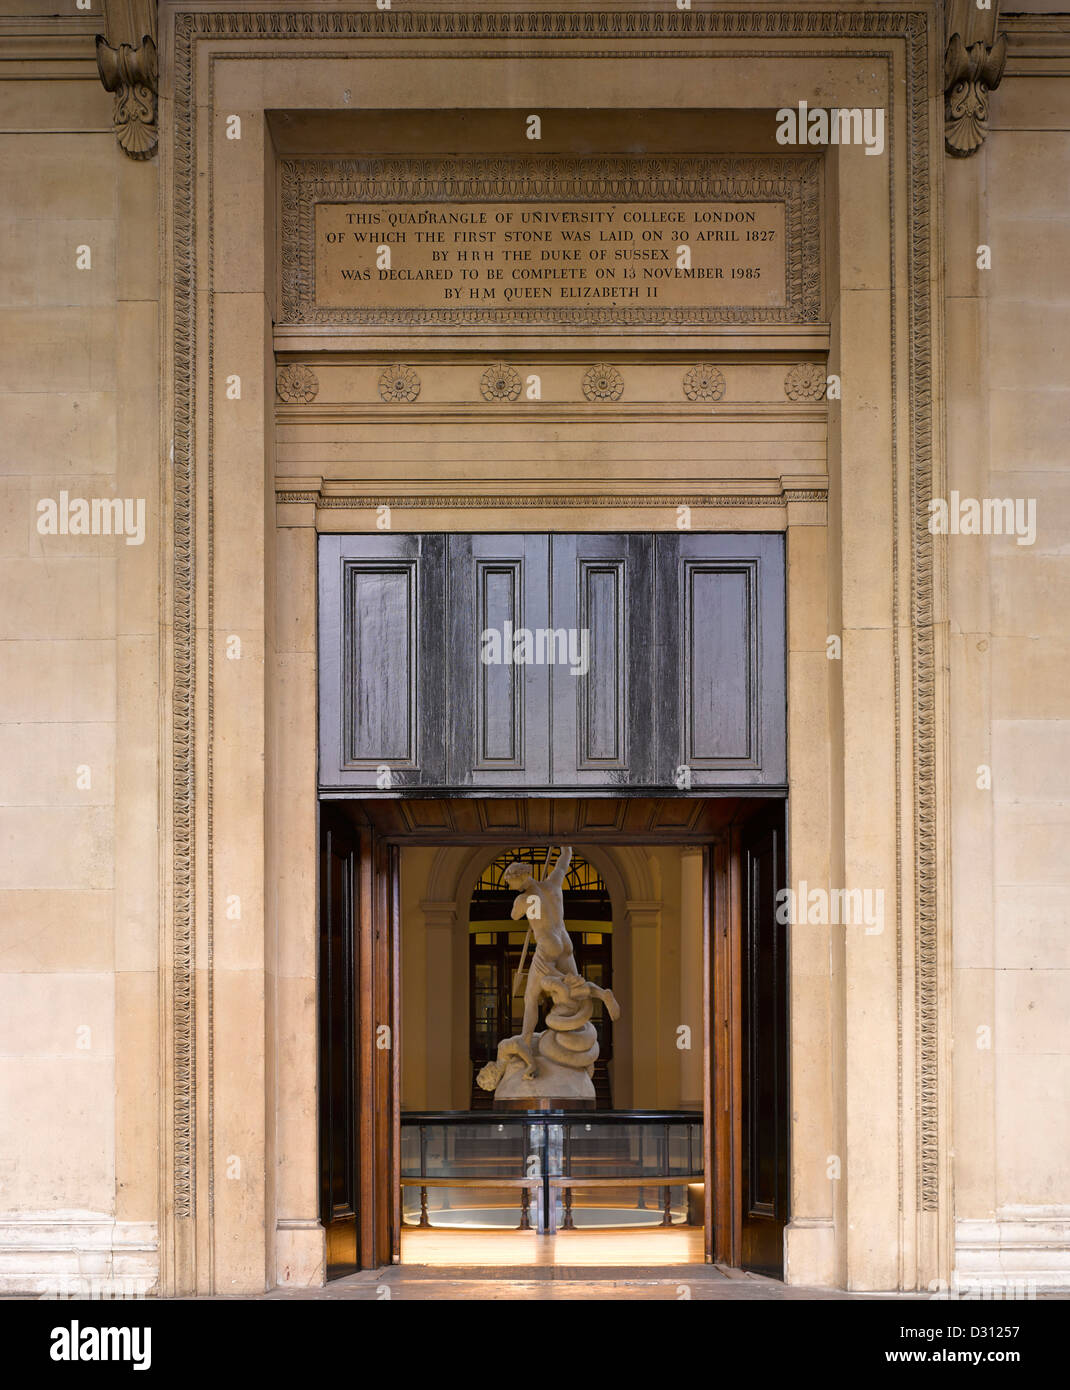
[
  {"x1": 683, "y1": 363, "x2": 726, "y2": 402},
  {"x1": 582, "y1": 363, "x2": 624, "y2": 402},
  {"x1": 275, "y1": 364, "x2": 319, "y2": 404},
  {"x1": 784, "y1": 362, "x2": 827, "y2": 402},
  {"x1": 480, "y1": 362, "x2": 522, "y2": 402},
  {"x1": 378, "y1": 364, "x2": 421, "y2": 403}
]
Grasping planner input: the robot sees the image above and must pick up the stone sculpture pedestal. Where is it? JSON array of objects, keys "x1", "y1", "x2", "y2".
[{"x1": 492, "y1": 1049, "x2": 595, "y2": 1103}]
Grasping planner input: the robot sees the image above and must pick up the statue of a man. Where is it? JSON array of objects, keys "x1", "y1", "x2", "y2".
[{"x1": 502, "y1": 846, "x2": 619, "y2": 1062}]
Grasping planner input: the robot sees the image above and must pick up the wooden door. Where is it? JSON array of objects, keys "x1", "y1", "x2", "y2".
[
  {"x1": 318, "y1": 804, "x2": 399, "y2": 1277},
  {"x1": 739, "y1": 802, "x2": 789, "y2": 1276}
]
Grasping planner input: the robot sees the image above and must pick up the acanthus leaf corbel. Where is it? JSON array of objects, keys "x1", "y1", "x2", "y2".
[
  {"x1": 95, "y1": 0, "x2": 158, "y2": 161},
  {"x1": 944, "y1": 0, "x2": 1008, "y2": 157}
]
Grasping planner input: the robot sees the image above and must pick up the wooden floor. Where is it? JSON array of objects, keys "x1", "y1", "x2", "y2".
[{"x1": 400, "y1": 1224, "x2": 704, "y2": 1266}]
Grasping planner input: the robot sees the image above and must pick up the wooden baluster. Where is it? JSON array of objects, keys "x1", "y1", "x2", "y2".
[
  {"x1": 419, "y1": 1185, "x2": 430, "y2": 1228},
  {"x1": 563, "y1": 1184, "x2": 574, "y2": 1230},
  {"x1": 520, "y1": 1184, "x2": 531, "y2": 1231},
  {"x1": 662, "y1": 1184, "x2": 673, "y2": 1226}
]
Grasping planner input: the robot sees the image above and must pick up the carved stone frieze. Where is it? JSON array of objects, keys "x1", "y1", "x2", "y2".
[{"x1": 275, "y1": 484, "x2": 828, "y2": 511}]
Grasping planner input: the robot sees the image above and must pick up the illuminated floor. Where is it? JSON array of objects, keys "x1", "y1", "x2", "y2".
[{"x1": 400, "y1": 1224, "x2": 705, "y2": 1266}]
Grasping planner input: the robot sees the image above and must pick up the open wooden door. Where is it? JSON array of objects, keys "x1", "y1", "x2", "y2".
[
  {"x1": 318, "y1": 803, "x2": 399, "y2": 1278},
  {"x1": 739, "y1": 802, "x2": 789, "y2": 1276}
]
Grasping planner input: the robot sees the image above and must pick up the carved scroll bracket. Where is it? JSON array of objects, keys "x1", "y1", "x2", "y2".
[
  {"x1": 95, "y1": 0, "x2": 158, "y2": 160},
  {"x1": 945, "y1": 0, "x2": 1007, "y2": 157}
]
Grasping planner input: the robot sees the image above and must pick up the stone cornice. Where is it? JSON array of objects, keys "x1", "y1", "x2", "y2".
[
  {"x1": 274, "y1": 481, "x2": 829, "y2": 512},
  {"x1": 0, "y1": 18, "x2": 101, "y2": 76},
  {"x1": 1003, "y1": 13, "x2": 1070, "y2": 74}
]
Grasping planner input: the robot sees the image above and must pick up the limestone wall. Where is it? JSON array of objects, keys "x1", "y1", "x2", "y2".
[
  {"x1": 948, "y1": 11, "x2": 1070, "y2": 1290},
  {"x1": 0, "y1": 5, "x2": 160, "y2": 1294}
]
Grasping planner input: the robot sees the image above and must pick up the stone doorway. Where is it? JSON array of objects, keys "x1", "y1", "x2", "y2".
[{"x1": 317, "y1": 795, "x2": 787, "y2": 1276}]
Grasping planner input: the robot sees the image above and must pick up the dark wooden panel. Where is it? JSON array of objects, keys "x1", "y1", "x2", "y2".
[
  {"x1": 655, "y1": 534, "x2": 786, "y2": 789},
  {"x1": 688, "y1": 566, "x2": 751, "y2": 762},
  {"x1": 345, "y1": 567, "x2": 407, "y2": 762},
  {"x1": 574, "y1": 800, "x2": 629, "y2": 833},
  {"x1": 341, "y1": 794, "x2": 759, "y2": 844},
  {"x1": 446, "y1": 534, "x2": 550, "y2": 787},
  {"x1": 740, "y1": 802, "x2": 789, "y2": 1277},
  {"x1": 551, "y1": 533, "x2": 655, "y2": 787},
  {"x1": 319, "y1": 532, "x2": 785, "y2": 793},
  {"x1": 318, "y1": 534, "x2": 446, "y2": 789},
  {"x1": 478, "y1": 799, "x2": 527, "y2": 832}
]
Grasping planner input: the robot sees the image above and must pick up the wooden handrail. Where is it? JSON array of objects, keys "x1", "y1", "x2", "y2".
[
  {"x1": 400, "y1": 1176, "x2": 540, "y2": 1188},
  {"x1": 547, "y1": 1175, "x2": 699, "y2": 1187}
]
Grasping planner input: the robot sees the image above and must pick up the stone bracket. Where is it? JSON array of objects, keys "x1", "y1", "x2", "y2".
[
  {"x1": 945, "y1": 0, "x2": 1007, "y2": 158},
  {"x1": 95, "y1": 0, "x2": 158, "y2": 160}
]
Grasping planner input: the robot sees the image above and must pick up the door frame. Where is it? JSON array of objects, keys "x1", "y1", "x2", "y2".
[{"x1": 317, "y1": 803, "x2": 401, "y2": 1274}]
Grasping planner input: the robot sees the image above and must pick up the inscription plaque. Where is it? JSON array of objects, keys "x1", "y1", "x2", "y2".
[
  {"x1": 281, "y1": 157, "x2": 821, "y2": 327},
  {"x1": 315, "y1": 201, "x2": 785, "y2": 312}
]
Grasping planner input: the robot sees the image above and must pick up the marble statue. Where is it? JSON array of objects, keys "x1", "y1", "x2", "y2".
[{"x1": 476, "y1": 846, "x2": 621, "y2": 1102}]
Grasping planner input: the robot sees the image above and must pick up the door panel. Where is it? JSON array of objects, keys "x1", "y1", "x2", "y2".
[
  {"x1": 688, "y1": 566, "x2": 751, "y2": 761},
  {"x1": 446, "y1": 534, "x2": 551, "y2": 786},
  {"x1": 318, "y1": 533, "x2": 446, "y2": 790},
  {"x1": 655, "y1": 533, "x2": 786, "y2": 788},
  {"x1": 739, "y1": 802, "x2": 789, "y2": 1276},
  {"x1": 319, "y1": 532, "x2": 786, "y2": 792},
  {"x1": 550, "y1": 533, "x2": 656, "y2": 786}
]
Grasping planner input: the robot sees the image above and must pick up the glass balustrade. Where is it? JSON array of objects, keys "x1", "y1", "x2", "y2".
[{"x1": 401, "y1": 1111, "x2": 703, "y2": 1233}]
